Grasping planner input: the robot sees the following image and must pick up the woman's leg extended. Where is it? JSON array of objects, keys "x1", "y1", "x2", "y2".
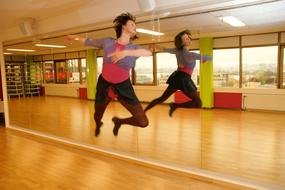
[
  {"x1": 169, "y1": 91, "x2": 201, "y2": 117},
  {"x1": 144, "y1": 85, "x2": 176, "y2": 112},
  {"x1": 172, "y1": 91, "x2": 202, "y2": 109},
  {"x1": 112, "y1": 98, "x2": 148, "y2": 136}
]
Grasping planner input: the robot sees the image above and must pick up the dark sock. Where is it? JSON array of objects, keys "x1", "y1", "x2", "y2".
[
  {"x1": 95, "y1": 121, "x2": 103, "y2": 136},
  {"x1": 112, "y1": 117, "x2": 122, "y2": 136},
  {"x1": 169, "y1": 103, "x2": 176, "y2": 117}
]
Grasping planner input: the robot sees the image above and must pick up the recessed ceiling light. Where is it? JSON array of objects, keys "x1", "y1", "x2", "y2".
[
  {"x1": 136, "y1": 28, "x2": 164, "y2": 36},
  {"x1": 221, "y1": 16, "x2": 245, "y2": 27},
  {"x1": 6, "y1": 48, "x2": 35, "y2": 52},
  {"x1": 35, "y1": 44, "x2": 66, "y2": 48}
]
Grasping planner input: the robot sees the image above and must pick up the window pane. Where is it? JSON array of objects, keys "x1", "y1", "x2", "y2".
[
  {"x1": 67, "y1": 59, "x2": 80, "y2": 83},
  {"x1": 213, "y1": 49, "x2": 239, "y2": 87},
  {"x1": 55, "y1": 61, "x2": 67, "y2": 84},
  {"x1": 283, "y1": 48, "x2": 285, "y2": 86},
  {"x1": 135, "y1": 56, "x2": 153, "y2": 84},
  {"x1": 97, "y1": 57, "x2": 103, "y2": 79},
  {"x1": 242, "y1": 46, "x2": 278, "y2": 88},
  {"x1": 156, "y1": 52, "x2": 177, "y2": 85},
  {"x1": 191, "y1": 50, "x2": 200, "y2": 86},
  {"x1": 44, "y1": 61, "x2": 54, "y2": 83},
  {"x1": 156, "y1": 51, "x2": 200, "y2": 86},
  {"x1": 81, "y1": 58, "x2": 87, "y2": 83}
]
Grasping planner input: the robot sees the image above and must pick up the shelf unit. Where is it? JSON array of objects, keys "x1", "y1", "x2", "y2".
[
  {"x1": 23, "y1": 61, "x2": 41, "y2": 97},
  {"x1": 5, "y1": 58, "x2": 41, "y2": 98},
  {"x1": 5, "y1": 63, "x2": 25, "y2": 99}
]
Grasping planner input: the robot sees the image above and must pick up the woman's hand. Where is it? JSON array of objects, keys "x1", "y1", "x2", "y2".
[
  {"x1": 108, "y1": 50, "x2": 127, "y2": 63},
  {"x1": 65, "y1": 35, "x2": 86, "y2": 43},
  {"x1": 65, "y1": 35, "x2": 78, "y2": 41}
]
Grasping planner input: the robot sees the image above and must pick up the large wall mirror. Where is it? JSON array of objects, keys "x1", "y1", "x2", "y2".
[{"x1": 1, "y1": 0, "x2": 285, "y2": 189}]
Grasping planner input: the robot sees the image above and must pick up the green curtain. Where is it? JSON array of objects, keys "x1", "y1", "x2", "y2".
[
  {"x1": 199, "y1": 37, "x2": 213, "y2": 108},
  {"x1": 86, "y1": 49, "x2": 97, "y2": 100}
]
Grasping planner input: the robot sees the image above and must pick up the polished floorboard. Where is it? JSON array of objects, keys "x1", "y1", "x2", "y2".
[
  {"x1": 0, "y1": 127, "x2": 253, "y2": 190},
  {"x1": 8, "y1": 96, "x2": 285, "y2": 188}
]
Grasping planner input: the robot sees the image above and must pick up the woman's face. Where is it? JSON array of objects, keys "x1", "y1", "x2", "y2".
[
  {"x1": 123, "y1": 20, "x2": 137, "y2": 37},
  {"x1": 181, "y1": 33, "x2": 192, "y2": 47}
]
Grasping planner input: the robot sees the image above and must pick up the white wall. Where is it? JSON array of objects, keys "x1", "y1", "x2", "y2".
[
  {"x1": 42, "y1": 84, "x2": 285, "y2": 111},
  {"x1": 43, "y1": 83, "x2": 85, "y2": 98},
  {"x1": 241, "y1": 89, "x2": 285, "y2": 111}
]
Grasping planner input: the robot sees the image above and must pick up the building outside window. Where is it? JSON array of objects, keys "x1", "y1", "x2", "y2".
[
  {"x1": 55, "y1": 61, "x2": 67, "y2": 84},
  {"x1": 43, "y1": 61, "x2": 54, "y2": 83},
  {"x1": 213, "y1": 48, "x2": 239, "y2": 88},
  {"x1": 156, "y1": 52, "x2": 177, "y2": 85},
  {"x1": 81, "y1": 58, "x2": 87, "y2": 83},
  {"x1": 190, "y1": 50, "x2": 200, "y2": 86},
  {"x1": 242, "y1": 46, "x2": 278, "y2": 88},
  {"x1": 134, "y1": 56, "x2": 153, "y2": 84},
  {"x1": 97, "y1": 57, "x2": 103, "y2": 79},
  {"x1": 67, "y1": 59, "x2": 80, "y2": 83},
  {"x1": 156, "y1": 51, "x2": 200, "y2": 86}
]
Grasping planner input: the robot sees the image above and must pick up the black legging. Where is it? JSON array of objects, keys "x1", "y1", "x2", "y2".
[
  {"x1": 94, "y1": 97, "x2": 148, "y2": 136},
  {"x1": 144, "y1": 85, "x2": 202, "y2": 113}
]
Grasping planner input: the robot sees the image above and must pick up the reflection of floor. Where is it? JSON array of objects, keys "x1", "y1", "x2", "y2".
[
  {"x1": 1, "y1": 128, "x2": 251, "y2": 190},
  {"x1": 8, "y1": 96, "x2": 285, "y2": 188}
]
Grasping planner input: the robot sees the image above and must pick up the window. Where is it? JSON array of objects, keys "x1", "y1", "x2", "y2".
[
  {"x1": 44, "y1": 61, "x2": 54, "y2": 83},
  {"x1": 97, "y1": 57, "x2": 103, "y2": 78},
  {"x1": 242, "y1": 46, "x2": 278, "y2": 88},
  {"x1": 156, "y1": 52, "x2": 177, "y2": 85},
  {"x1": 81, "y1": 58, "x2": 87, "y2": 83},
  {"x1": 190, "y1": 50, "x2": 200, "y2": 86},
  {"x1": 213, "y1": 49, "x2": 239, "y2": 87},
  {"x1": 135, "y1": 56, "x2": 153, "y2": 84},
  {"x1": 55, "y1": 61, "x2": 67, "y2": 84},
  {"x1": 67, "y1": 59, "x2": 80, "y2": 83},
  {"x1": 156, "y1": 50, "x2": 200, "y2": 86}
]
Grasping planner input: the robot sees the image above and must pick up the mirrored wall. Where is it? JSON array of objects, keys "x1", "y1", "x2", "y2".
[{"x1": 2, "y1": 3, "x2": 285, "y2": 189}]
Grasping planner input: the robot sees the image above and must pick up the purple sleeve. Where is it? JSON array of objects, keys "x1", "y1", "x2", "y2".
[
  {"x1": 201, "y1": 55, "x2": 212, "y2": 62},
  {"x1": 189, "y1": 52, "x2": 202, "y2": 60},
  {"x1": 129, "y1": 44, "x2": 148, "y2": 58},
  {"x1": 84, "y1": 38, "x2": 107, "y2": 48},
  {"x1": 163, "y1": 48, "x2": 176, "y2": 54}
]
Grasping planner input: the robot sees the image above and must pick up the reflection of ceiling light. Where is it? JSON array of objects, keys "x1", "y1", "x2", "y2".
[
  {"x1": 136, "y1": 28, "x2": 164, "y2": 36},
  {"x1": 4, "y1": 52, "x2": 13, "y2": 55},
  {"x1": 35, "y1": 44, "x2": 66, "y2": 48},
  {"x1": 160, "y1": 11, "x2": 171, "y2": 17},
  {"x1": 6, "y1": 48, "x2": 35, "y2": 52},
  {"x1": 221, "y1": 16, "x2": 245, "y2": 27}
]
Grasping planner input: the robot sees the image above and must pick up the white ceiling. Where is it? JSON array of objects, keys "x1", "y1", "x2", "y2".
[{"x1": 1, "y1": 0, "x2": 285, "y2": 54}]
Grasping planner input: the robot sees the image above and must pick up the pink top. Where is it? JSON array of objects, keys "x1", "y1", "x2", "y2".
[
  {"x1": 102, "y1": 43, "x2": 130, "y2": 83},
  {"x1": 85, "y1": 37, "x2": 142, "y2": 84}
]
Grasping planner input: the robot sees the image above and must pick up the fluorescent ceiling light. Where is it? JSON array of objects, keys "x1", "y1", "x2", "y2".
[
  {"x1": 3, "y1": 52, "x2": 12, "y2": 55},
  {"x1": 6, "y1": 48, "x2": 35, "y2": 52},
  {"x1": 35, "y1": 44, "x2": 66, "y2": 48},
  {"x1": 221, "y1": 16, "x2": 245, "y2": 27},
  {"x1": 136, "y1": 28, "x2": 164, "y2": 36}
]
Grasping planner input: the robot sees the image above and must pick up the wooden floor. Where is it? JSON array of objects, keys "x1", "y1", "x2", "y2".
[
  {"x1": 0, "y1": 126, "x2": 254, "y2": 190},
  {"x1": 8, "y1": 96, "x2": 285, "y2": 188}
]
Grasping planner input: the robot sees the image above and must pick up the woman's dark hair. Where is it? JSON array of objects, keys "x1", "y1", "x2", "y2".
[
  {"x1": 174, "y1": 30, "x2": 191, "y2": 49},
  {"x1": 113, "y1": 12, "x2": 138, "y2": 40}
]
